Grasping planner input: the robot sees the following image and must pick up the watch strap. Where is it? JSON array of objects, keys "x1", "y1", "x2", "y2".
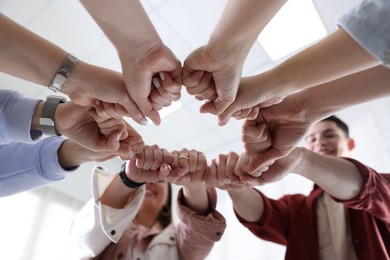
[
  {"x1": 119, "y1": 162, "x2": 145, "y2": 189},
  {"x1": 40, "y1": 96, "x2": 66, "y2": 136},
  {"x1": 48, "y1": 54, "x2": 79, "y2": 92}
]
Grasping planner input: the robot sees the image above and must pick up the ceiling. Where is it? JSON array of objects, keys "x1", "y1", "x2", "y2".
[{"x1": 1, "y1": 0, "x2": 390, "y2": 203}]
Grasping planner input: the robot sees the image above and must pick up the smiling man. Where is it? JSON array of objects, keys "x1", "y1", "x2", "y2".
[{"x1": 218, "y1": 115, "x2": 390, "y2": 260}]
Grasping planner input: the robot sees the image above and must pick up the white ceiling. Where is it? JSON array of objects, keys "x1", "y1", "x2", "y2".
[{"x1": 1, "y1": 0, "x2": 390, "y2": 204}]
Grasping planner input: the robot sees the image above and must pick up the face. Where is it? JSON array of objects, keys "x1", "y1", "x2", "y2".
[
  {"x1": 305, "y1": 120, "x2": 354, "y2": 157},
  {"x1": 141, "y1": 181, "x2": 169, "y2": 212}
]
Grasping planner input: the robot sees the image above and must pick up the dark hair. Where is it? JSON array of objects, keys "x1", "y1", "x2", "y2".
[
  {"x1": 157, "y1": 183, "x2": 172, "y2": 229},
  {"x1": 320, "y1": 115, "x2": 349, "y2": 138}
]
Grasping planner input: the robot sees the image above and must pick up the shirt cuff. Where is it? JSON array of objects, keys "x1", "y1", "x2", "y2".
[{"x1": 0, "y1": 90, "x2": 41, "y2": 144}]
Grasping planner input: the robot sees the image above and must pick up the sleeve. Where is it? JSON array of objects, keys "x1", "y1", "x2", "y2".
[
  {"x1": 332, "y1": 158, "x2": 390, "y2": 224},
  {"x1": 0, "y1": 137, "x2": 75, "y2": 196},
  {"x1": 0, "y1": 89, "x2": 42, "y2": 144},
  {"x1": 175, "y1": 186, "x2": 226, "y2": 260},
  {"x1": 337, "y1": 0, "x2": 390, "y2": 67},
  {"x1": 234, "y1": 188, "x2": 308, "y2": 245},
  {"x1": 69, "y1": 166, "x2": 145, "y2": 259}
]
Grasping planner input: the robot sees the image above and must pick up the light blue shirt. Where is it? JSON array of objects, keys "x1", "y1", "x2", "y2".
[
  {"x1": 338, "y1": 0, "x2": 390, "y2": 67},
  {"x1": 0, "y1": 89, "x2": 75, "y2": 196}
]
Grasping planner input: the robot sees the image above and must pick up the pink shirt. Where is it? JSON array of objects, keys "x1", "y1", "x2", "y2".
[{"x1": 70, "y1": 166, "x2": 226, "y2": 260}]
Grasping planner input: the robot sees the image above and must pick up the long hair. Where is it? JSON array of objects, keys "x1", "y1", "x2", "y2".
[{"x1": 157, "y1": 183, "x2": 172, "y2": 228}]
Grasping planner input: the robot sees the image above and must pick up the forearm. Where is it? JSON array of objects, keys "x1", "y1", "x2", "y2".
[
  {"x1": 0, "y1": 137, "x2": 69, "y2": 196},
  {"x1": 273, "y1": 27, "x2": 379, "y2": 94},
  {"x1": 80, "y1": 0, "x2": 161, "y2": 53},
  {"x1": 301, "y1": 65, "x2": 390, "y2": 124},
  {"x1": 183, "y1": 182, "x2": 209, "y2": 215},
  {"x1": 0, "y1": 13, "x2": 68, "y2": 86},
  {"x1": 100, "y1": 175, "x2": 137, "y2": 209},
  {"x1": 228, "y1": 188, "x2": 264, "y2": 222},
  {"x1": 294, "y1": 148, "x2": 363, "y2": 200},
  {"x1": 209, "y1": 0, "x2": 286, "y2": 58}
]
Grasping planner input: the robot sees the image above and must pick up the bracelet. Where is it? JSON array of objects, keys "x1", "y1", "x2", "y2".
[
  {"x1": 119, "y1": 162, "x2": 145, "y2": 189},
  {"x1": 40, "y1": 95, "x2": 67, "y2": 136},
  {"x1": 48, "y1": 54, "x2": 79, "y2": 92}
]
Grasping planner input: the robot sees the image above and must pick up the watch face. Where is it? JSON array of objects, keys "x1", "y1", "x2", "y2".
[{"x1": 39, "y1": 118, "x2": 55, "y2": 127}]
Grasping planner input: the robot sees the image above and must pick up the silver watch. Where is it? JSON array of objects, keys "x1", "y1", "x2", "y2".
[
  {"x1": 48, "y1": 54, "x2": 79, "y2": 92},
  {"x1": 40, "y1": 96, "x2": 67, "y2": 136}
]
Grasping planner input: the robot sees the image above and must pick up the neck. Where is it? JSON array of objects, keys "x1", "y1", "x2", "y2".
[{"x1": 134, "y1": 208, "x2": 159, "y2": 228}]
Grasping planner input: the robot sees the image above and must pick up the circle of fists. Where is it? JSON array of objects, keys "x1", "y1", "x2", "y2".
[{"x1": 122, "y1": 145, "x2": 268, "y2": 190}]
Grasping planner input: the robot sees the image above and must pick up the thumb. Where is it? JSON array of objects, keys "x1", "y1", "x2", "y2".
[{"x1": 247, "y1": 148, "x2": 284, "y2": 173}]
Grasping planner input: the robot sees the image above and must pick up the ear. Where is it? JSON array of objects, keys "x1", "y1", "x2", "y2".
[{"x1": 348, "y1": 138, "x2": 355, "y2": 151}]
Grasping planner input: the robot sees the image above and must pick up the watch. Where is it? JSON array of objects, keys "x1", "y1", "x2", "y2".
[
  {"x1": 119, "y1": 162, "x2": 145, "y2": 189},
  {"x1": 48, "y1": 54, "x2": 79, "y2": 92},
  {"x1": 40, "y1": 95, "x2": 66, "y2": 136}
]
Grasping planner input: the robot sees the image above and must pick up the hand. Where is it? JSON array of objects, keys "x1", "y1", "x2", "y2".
[
  {"x1": 168, "y1": 149, "x2": 208, "y2": 187},
  {"x1": 55, "y1": 101, "x2": 129, "y2": 153},
  {"x1": 62, "y1": 62, "x2": 150, "y2": 124},
  {"x1": 237, "y1": 148, "x2": 302, "y2": 186},
  {"x1": 88, "y1": 101, "x2": 145, "y2": 159},
  {"x1": 218, "y1": 73, "x2": 287, "y2": 126},
  {"x1": 149, "y1": 72, "x2": 181, "y2": 112},
  {"x1": 120, "y1": 43, "x2": 182, "y2": 125},
  {"x1": 182, "y1": 45, "x2": 244, "y2": 117},
  {"x1": 206, "y1": 152, "x2": 248, "y2": 191},
  {"x1": 58, "y1": 140, "x2": 119, "y2": 169},
  {"x1": 126, "y1": 145, "x2": 173, "y2": 183},
  {"x1": 240, "y1": 93, "x2": 311, "y2": 173}
]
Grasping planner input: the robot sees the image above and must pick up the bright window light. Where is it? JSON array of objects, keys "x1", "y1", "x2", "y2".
[
  {"x1": 125, "y1": 100, "x2": 183, "y2": 125},
  {"x1": 258, "y1": 0, "x2": 327, "y2": 61},
  {"x1": 158, "y1": 100, "x2": 183, "y2": 119}
]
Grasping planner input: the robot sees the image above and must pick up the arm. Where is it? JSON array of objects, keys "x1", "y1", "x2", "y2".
[
  {"x1": 238, "y1": 65, "x2": 390, "y2": 172},
  {"x1": 0, "y1": 137, "x2": 118, "y2": 197},
  {"x1": 290, "y1": 148, "x2": 364, "y2": 200},
  {"x1": 70, "y1": 145, "x2": 172, "y2": 258},
  {"x1": 167, "y1": 149, "x2": 226, "y2": 259},
  {"x1": 219, "y1": 28, "x2": 381, "y2": 125},
  {"x1": 168, "y1": 149, "x2": 209, "y2": 215},
  {"x1": 0, "y1": 89, "x2": 42, "y2": 144},
  {"x1": 80, "y1": 0, "x2": 182, "y2": 125},
  {"x1": 183, "y1": 0, "x2": 287, "y2": 116},
  {"x1": 0, "y1": 13, "x2": 144, "y2": 122}
]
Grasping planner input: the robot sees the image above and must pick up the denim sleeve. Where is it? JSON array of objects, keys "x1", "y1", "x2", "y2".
[
  {"x1": 0, "y1": 89, "x2": 42, "y2": 144},
  {"x1": 0, "y1": 137, "x2": 77, "y2": 197},
  {"x1": 337, "y1": 0, "x2": 390, "y2": 67}
]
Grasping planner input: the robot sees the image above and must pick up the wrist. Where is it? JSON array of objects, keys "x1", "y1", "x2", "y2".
[
  {"x1": 120, "y1": 162, "x2": 145, "y2": 189},
  {"x1": 31, "y1": 101, "x2": 44, "y2": 131},
  {"x1": 183, "y1": 181, "x2": 206, "y2": 194},
  {"x1": 58, "y1": 140, "x2": 85, "y2": 169}
]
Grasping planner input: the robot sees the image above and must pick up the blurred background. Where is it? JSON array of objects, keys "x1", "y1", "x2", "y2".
[{"x1": 1, "y1": 0, "x2": 390, "y2": 259}]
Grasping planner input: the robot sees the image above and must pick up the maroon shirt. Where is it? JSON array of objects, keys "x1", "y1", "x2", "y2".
[{"x1": 236, "y1": 158, "x2": 390, "y2": 260}]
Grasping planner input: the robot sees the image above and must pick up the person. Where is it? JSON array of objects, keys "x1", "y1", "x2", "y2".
[
  {"x1": 70, "y1": 145, "x2": 226, "y2": 259},
  {"x1": 217, "y1": 0, "x2": 390, "y2": 125},
  {"x1": 210, "y1": 116, "x2": 390, "y2": 259},
  {"x1": 229, "y1": 64, "x2": 390, "y2": 173},
  {"x1": 0, "y1": 13, "x2": 180, "y2": 125},
  {"x1": 0, "y1": 89, "x2": 144, "y2": 196}
]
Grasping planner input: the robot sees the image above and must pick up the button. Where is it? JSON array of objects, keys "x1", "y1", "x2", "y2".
[
  {"x1": 117, "y1": 252, "x2": 124, "y2": 259},
  {"x1": 216, "y1": 231, "x2": 221, "y2": 236},
  {"x1": 111, "y1": 230, "x2": 116, "y2": 236},
  {"x1": 169, "y1": 236, "x2": 175, "y2": 241}
]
